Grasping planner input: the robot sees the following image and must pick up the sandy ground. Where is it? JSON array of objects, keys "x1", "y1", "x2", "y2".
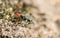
[{"x1": 1, "y1": 0, "x2": 60, "y2": 38}]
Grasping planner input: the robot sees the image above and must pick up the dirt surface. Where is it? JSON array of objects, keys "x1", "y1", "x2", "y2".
[{"x1": 0, "y1": 0, "x2": 60, "y2": 38}]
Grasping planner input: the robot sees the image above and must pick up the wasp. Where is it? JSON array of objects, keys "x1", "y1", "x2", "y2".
[{"x1": 12, "y1": 11, "x2": 31, "y2": 24}]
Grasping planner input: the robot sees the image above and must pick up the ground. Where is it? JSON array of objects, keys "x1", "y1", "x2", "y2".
[{"x1": 0, "y1": 0, "x2": 60, "y2": 38}]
